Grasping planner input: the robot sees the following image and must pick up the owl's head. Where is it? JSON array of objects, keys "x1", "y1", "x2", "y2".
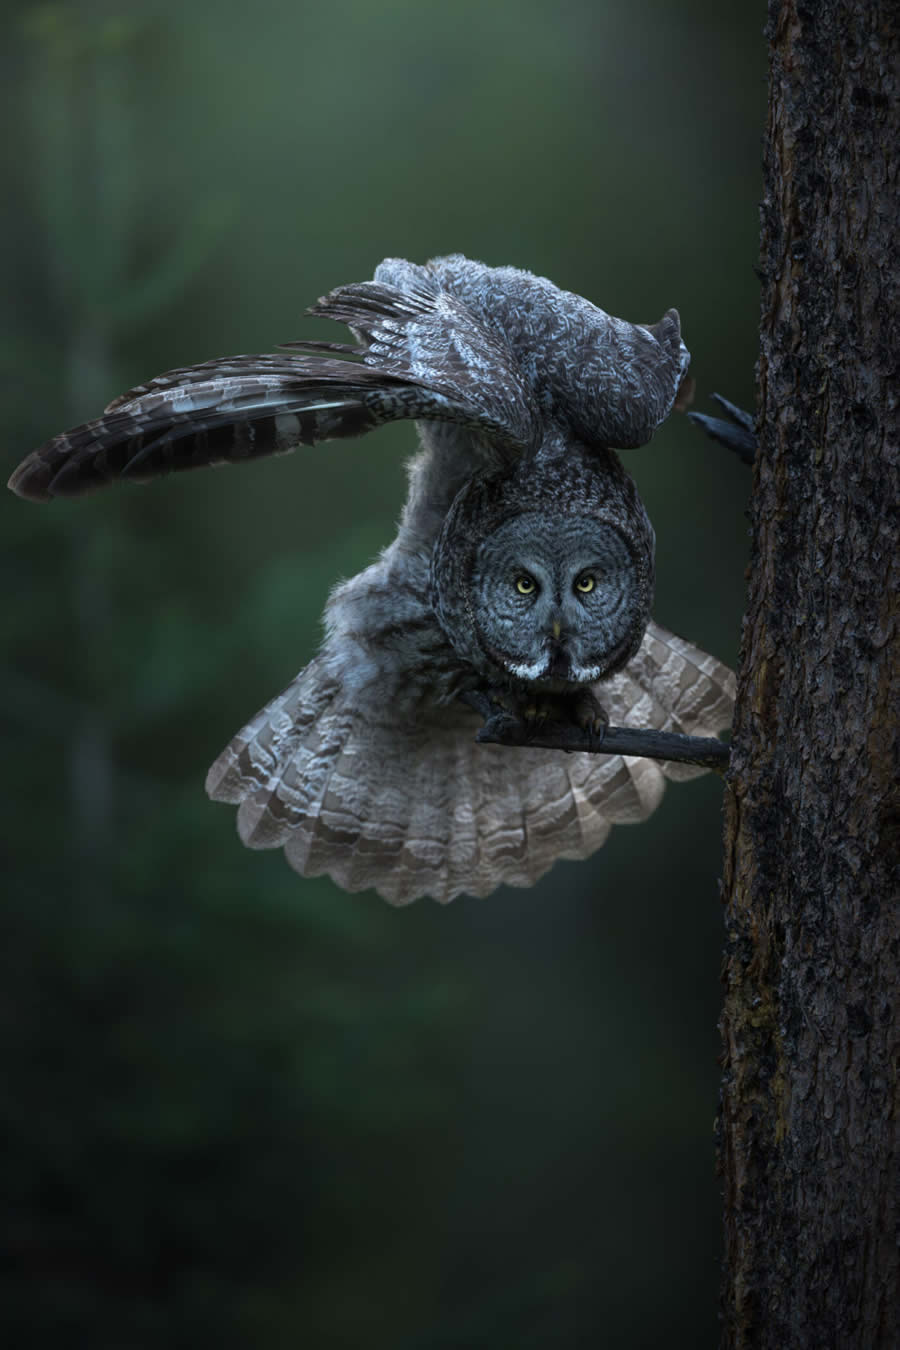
[{"x1": 432, "y1": 442, "x2": 655, "y2": 688}]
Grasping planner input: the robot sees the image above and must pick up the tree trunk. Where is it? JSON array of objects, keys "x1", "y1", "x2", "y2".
[{"x1": 719, "y1": 2, "x2": 898, "y2": 1346}]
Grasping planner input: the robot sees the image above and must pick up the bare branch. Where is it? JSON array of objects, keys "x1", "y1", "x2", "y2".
[{"x1": 460, "y1": 690, "x2": 731, "y2": 772}]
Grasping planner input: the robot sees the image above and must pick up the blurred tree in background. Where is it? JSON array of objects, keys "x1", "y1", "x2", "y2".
[{"x1": 1, "y1": 1, "x2": 762, "y2": 1345}]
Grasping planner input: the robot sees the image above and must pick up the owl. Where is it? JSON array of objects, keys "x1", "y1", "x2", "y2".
[{"x1": 8, "y1": 254, "x2": 735, "y2": 904}]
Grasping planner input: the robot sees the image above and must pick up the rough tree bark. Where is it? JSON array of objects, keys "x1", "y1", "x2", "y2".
[{"x1": 719, "y1": 3, "x2": 898, "y2": 1347}]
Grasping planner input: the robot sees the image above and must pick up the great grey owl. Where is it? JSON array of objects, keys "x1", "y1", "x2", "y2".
[{"x1": 8, "y1": 254, "x2": 735, "y2": 904}]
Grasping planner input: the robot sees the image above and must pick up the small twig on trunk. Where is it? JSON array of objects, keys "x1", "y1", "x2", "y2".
[
  {"x1": 688, "y1": 393, "x2": 757, "y2": 466},
  {"x1": 460, "y1": 690, "x2": 731, "y2": 772}
]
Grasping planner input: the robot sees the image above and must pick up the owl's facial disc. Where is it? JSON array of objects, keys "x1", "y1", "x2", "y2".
[{"x1": 472, "y1": 512, "x2": 650, "y2": 687}]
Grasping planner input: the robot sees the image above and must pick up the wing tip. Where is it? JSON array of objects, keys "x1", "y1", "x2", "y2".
[{"x1": 7, "y1": 454, "x2": 52, "y2": 503}]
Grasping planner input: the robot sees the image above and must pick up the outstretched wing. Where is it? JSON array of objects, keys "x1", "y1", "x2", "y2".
[
  {"x1": 8, "y1": 283, "x2": 536, "y2": 503},
  {"x1": 303, "y1": 280, "x2": 536, "y2": 449}
]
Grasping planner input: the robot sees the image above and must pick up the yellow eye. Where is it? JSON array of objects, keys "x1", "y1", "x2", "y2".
[
  {"x1": 515, "y1": 575, "x2": 536, "y2": 595},
  {"x1": 575, "y1": 574, "x2": 595, "y2": 594}
]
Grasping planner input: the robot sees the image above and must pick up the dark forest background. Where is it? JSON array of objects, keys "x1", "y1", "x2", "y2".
[{"x1": 1, "y1": 2, "x2": 763, "y2": 1345}]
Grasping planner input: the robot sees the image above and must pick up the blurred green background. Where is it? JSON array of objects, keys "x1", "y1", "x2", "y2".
[{"x1": 1, "y1": 1, "x2": 762, "y2": 1344}]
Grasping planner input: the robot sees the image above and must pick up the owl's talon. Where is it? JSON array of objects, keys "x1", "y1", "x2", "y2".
[
  {"x1": 572, "y1": 689, "x2": 610, "y2": 736},
  {"x1": 481, "y1": 687, "x2": 608, "y2": 740},
  {"x1": 485, "y1": 690, "x2": 520, "y2": 720},
  {"x1": 523, "y1": 697, "x2": 558, "y2": 730}
]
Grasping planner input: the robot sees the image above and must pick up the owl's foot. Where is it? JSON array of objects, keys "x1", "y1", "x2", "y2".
[
  {"x1": 688, "y1": 394, "x2": 756, "y2": 466},
  {"x1": 570, "y1": 688, "x2": 610, "y2": 736},
  {"x1": 473, "y1": 686, "x2": 608, "y2": 741},
  {"x1": 482, "y1": 688, "x2": 568, "y2": 729},
  {"x1": 522, "y1": 694, "x2": 562, "y2": 729}
]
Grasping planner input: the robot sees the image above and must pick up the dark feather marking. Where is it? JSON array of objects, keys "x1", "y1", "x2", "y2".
[{"x1": 277, "y1": 339, "x2": 363, "y2": 356}]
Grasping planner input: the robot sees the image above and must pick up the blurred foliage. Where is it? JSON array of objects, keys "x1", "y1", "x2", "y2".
[{"x1": 0, "y1": 0, "x2": 763, "y2": 1345}]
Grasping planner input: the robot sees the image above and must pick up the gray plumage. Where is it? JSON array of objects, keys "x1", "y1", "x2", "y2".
[{"x1": 8, "y1": 253, "x2": 733, "y2": 904}]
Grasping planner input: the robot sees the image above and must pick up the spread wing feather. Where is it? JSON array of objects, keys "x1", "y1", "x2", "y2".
[
  {"x1": 8, "y1": 282, "x2": 535, "y2": 502},
  {"x1": 307, "y1": 280, "x2": 537, "y2": 448}
]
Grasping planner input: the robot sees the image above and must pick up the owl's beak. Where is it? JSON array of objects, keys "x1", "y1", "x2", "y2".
[
  {"x1": 546, "y1": 614, "x2": 571, "y2": 678},
  {"x1": 547, "y1": 609, "x2": 567, "y2": 645}
]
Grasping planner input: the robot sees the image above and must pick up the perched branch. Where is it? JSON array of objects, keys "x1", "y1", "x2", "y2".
[
  {"x1": 688, "y1": 393, "x2": 757, "y2": 465},
  {"x1": 460, "y1": 690, "x2": 731, "y2": 771}
]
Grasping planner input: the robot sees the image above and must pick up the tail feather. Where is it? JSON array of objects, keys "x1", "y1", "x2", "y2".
[
  {"x1": 603, "y1": 620, "x2": 735, "y2": 782},
  {"x1": 301, "y1": 730, "x2": 436, "y2": 896},
  {"x1": 207, "y1": 620, "x2": 734, "y2": 905},
  {"x1": 205, "y1": 668, "x2": 318, "y2": 804}
]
